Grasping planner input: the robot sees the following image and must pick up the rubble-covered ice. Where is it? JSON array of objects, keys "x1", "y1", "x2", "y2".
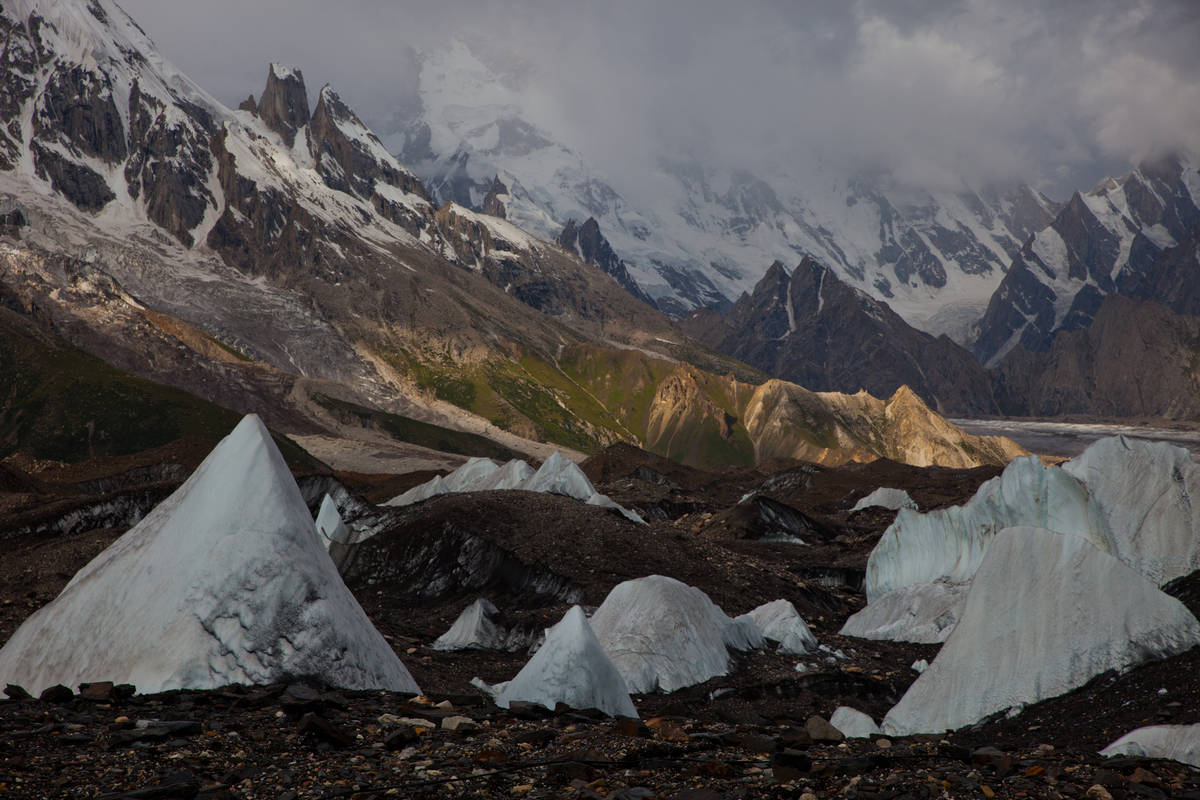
[
  {"x1": 1063, "y1": 436, "x2": 1200, "y2": 585},
  {"x1": 830, "y1": 706, "x2": 882, "y2": 739},
  {"x1": 851, "y1": 488, "x2": 917, "y2": 513},
  {"x1": 382, "y1": 452, "x2": 643, "y2": 523},
  {"x1": 590, "y1": 575, "x2": 763, "y2": 693},
  {"x1": 882, "y1": 527, "x2": 1200, "y2": 735},
  {"x1": 487, "y1": 606, "x2": 638, "y2": 718},
  {"x1": 865, "y1": 455, "x2": 1115, "y2": 602},
  {"x1": 0, "y1": 415, "x2": 420, "y2": 696},
  {"x1": 840, "y1": 580, "x2": 967, "y2": 643},
  {"x1": 1101, "y1": 724, "x2": 1200, "y2": 768},
  {"x1": 737, "y1": 599, "x2": 817, "y2": 654}
]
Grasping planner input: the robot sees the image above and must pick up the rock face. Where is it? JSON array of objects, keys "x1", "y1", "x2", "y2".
[
  {"x1": 590, "y1": 575, "x2": 763, "y2": 693},
  {"x1": 992, "y1": 294, "x2": 1200, "y2": 419},
  {"x1": 481, "y1": 176, "x2": 508, "y2": 218},
  {"x1": 0, "y1": 414, "x2": 420, "y2": 695},
  {"x1": 558, "y1": 217, "x2": 657, "y2": 307},
  {"x1": 257, "y1": 64, "x2": 310, "y2": 146},
  {"x1": 683, "y1": 257, "x2": 999, "y2": 415},
  {"x1": 490, "y1": 606, "x2": 638, "y2": 718},
  {"x1": 973, "y1": 154, "x2": 1200, "y2": 366},
  {"x1": 882, "y1": 527, "x2": 1200, "y2": 735}
]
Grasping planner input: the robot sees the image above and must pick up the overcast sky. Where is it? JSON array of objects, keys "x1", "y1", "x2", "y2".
[{"x1": 119, "y1": 0, "x2": 1200, "y2": 200}]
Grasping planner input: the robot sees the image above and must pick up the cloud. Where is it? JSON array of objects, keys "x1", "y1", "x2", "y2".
[{"x1": 117, "y1": 0, "x2": 1200, "y2": 199}]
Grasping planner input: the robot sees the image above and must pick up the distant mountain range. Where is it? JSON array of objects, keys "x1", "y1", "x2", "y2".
[
  {"x1": 384, "y1": 39, "x2": 1060, "y2": 335},
  {"x1": 0, "y1": 0, "x2": 1030, "y2": 471}
]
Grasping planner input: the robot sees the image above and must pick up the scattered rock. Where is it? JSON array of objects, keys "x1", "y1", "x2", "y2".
[{"x1": 805, "y1": 714, "x2": 845, "y2": 743}]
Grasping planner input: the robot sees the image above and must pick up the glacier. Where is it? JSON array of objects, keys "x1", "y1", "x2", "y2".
[
  {"x1": 830, "y1": 707, "x2": 882, "y2": 739},
  {"x1": 0, "y1": 415, "x2": 420, "y2": 696}
]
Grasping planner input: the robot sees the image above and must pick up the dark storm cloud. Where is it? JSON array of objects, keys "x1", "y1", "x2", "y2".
[{"x1": 118, "y1": 0, "x2": 1200, "y2": 197}]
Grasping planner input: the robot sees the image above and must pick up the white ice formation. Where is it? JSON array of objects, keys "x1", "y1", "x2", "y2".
[
  {"x1": 864, "y1": 455, "x2": 1114, "y2": 602},
  {"x1": 590, "y1": 575, "x2": 763, "y2": 693},
  {"x1": 383, "y1": 453, "x2": 643, "y2": 523},
  {"x1": 1063, "y1": 436, "x2": 1200, "y2": 585},
  {"x1": 488, "y1": 606, "x2": 638, "y2": 718},
  {"x1": 432, "y1": 598, "x2": 508, "y2": 651},
  {"x1": 840, "y1": 580, "x2": 967, "y2": 644},
  {"x1": 737, "y1": 599, "x2": 818, "y2": 654},
  {"x1": 0, "y1": 415, "x2": 420, "y2": 696},
  {"x1": 1101, "y1": 724, "x2": 1200, "y2": 768},
  {"x1": 315, "y1": 494, "x2": 351, "y2": 545},
  {"x1": 881, "y1": 527, "x2": 1200, "y2": 735},
  {"x1": 851, "y1": 488, "x2": 917, "y2": 513},
  {"x1": 830, "y1": 706, "x2": 882, "y2": 739}
]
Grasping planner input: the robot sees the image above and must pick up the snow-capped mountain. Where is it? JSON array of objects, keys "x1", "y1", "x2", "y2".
[
  {"x1": 385, "y1": 38, "x2": 1060, "y2": 336},
  {"x1": 972, "y1": 154, "x2": 1200, "y2": 366}
]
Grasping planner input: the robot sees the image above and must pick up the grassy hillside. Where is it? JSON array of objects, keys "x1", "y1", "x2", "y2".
[{"x1": 0, "y1": 307, "x2": 313, "y2": 466}]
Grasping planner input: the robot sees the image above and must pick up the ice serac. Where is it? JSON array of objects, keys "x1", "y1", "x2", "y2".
[
  {"x1": 881, "y1": 527, "x2": 1200, "y2": 735},
  {"x1": 737, "y1": 599, "x2": 817, "y2": 654},
  {"x1": 443, "y1": 457, "x2": 500, "y2": 491},
  {"x1": 590, "y1": 575, "x2": 763, "y2": 693},
  {"x1": 0, "y1": 415, "x2": 419, "y2": 696},
  {"x1": 316, "y1": 494, "x2": 359, "y2": 573},
  {"x1": 315, "y1": 494, "x2": 350, "y2": 545},
  {"x1": 432, "y1": 598, "x2": 505, "y2": 651},
  {"x1": 382, "y1": 453, "x2": 644, "y2": 523},
  {"x1": 852, "y1": 488, "x2": 917, "y2": 513},
  {"x1": 840, "y1": 580, "x2": 967, "y2": 644},
  {"x1": 864, "y1": 455, "x2": 1115, "y2": 602},
  {"x1": 830, "y1": 707, "x2": 882, "y2": 739},
  {"x1": 1063, "y1": 436, "x2": 1200, "y2": 585},
  {"x1": 1101, "y1": 724, "x2": 1200, "y2": 768},
  {"x1": 491, "y1": 606, "x2": 638, "y2": 718}
]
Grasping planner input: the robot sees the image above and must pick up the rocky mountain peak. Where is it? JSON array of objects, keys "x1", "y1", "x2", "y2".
[
  {"x1": 481, "y1": 176, "x2": 508, "y2": 218},
  {"x1": 556, "y1": 216, "x2": 658, "y2": 307},
  {"x1": 257, "y1": 63, "x2": 309, "y2": 146}
]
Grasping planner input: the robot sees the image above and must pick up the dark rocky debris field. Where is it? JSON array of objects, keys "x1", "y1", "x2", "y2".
[{"x1": 2, "y1": 442, "x2": 1199, "y2": 799}]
